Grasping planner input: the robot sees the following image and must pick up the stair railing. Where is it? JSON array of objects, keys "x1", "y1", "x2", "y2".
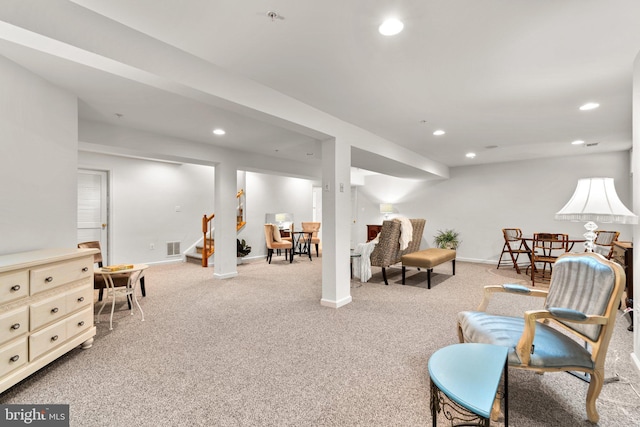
[
  {"x1": 200, "y1": 189, "x2": 245, "y2": 267},
  {"x1": 201, "y1": 213, "x2": 215, "y2": 267}
]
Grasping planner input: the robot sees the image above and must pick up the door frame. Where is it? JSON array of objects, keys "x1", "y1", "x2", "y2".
[{"x1": 77, "y1": 168, "x2": 110, "y2": 264}]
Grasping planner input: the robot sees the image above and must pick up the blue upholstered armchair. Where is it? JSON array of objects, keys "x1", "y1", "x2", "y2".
[{"x1": 457, "y1": 252, "x2": 625, "y2": 423}]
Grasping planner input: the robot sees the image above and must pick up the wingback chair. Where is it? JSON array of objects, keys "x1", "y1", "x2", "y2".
[
  {"x1": 457, "y1": 252, "x2": 625, "y2": 423},
  {"x1": 369, "y1": 218, "x2": 425, "y2": 285}
]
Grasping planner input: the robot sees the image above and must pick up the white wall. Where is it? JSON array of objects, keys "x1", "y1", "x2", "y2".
[
  {"x1": 241, "y1": 172, "x2": 314, "y2": 259},
  {"x1": 355, "y1": 151, "x2": 633, "y2": 263},
  {"x1": 79, "y1": 152, "x2": 215, "y2": 264},
  {"x1": 0, "y1": 56, "x2": 78, "y2": 255}
]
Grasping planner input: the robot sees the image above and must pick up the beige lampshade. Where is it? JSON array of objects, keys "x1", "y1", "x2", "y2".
[{"x1": 380, "y1": 203, "x2": 394, "y2": 214}]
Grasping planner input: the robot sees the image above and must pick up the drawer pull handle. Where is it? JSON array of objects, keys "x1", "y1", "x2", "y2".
[
  {"x1": 78, "y1": 321, "x2": 85, "y2": 327},
  {"x1": 9, "y1": 355, "x2": 19, "y2": 363},
  {"x1": 77, "y1": 297, "x2": 85, "y2": 302},
  {"x1": 51, "y1": 307, "x2": 59, "y2": 314},
  {"x1": 10, "y1": 284, "x2": 20, "y2": 292},
  {"x1": 82, "y1": 267, "x2": 89, "y2": 272},
  {"x1": 45, "y1": 276, "x2": 53, "y2": 283},
  {"x1": 51, "y1": 335, "x2": 59, "y2": 342},
  {"x1": 10, "y1": 323, "x2": 20, "y2": 330}
]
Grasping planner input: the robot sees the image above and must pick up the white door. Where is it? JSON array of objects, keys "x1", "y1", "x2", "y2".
[{"x1": 77, "y1": 169, "x2": 108, "y2": 262}]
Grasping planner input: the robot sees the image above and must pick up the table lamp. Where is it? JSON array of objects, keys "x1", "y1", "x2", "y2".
[
  {"x1": 380, "y1": 203, "x2": 394, "y2": 219},
  {"x1": 555, "y1": 177, "x2": 638, "y2": 252}
]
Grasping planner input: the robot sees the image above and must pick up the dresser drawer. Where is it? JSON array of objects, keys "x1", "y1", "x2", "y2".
[
  {"x1": 66, "y1": 307, "x2": 93, "y2": 338},
  {"x1": 66, "y1": 286, "x2": 93, "y2": 313},
  {"x1": 0, "y1": 306, "x2": 29, "y2": 346},
  {"x1": 0, "y1": 337, "x2": 28, "y2": 377},
  {"x1": 0, "y1": 269, "x2": 29, "y2": 304},
  {"x1": 29, "y1": 321, "x2": 68, "y2": 361},
  {"x1": 30, "y1": 257, "x2": 93, "y2": 295},
  {"x1": 30, "y1": 294, "x2": 67, "y2": 331}
]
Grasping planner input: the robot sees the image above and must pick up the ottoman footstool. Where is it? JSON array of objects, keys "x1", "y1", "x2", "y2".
[{"x1": 401, "y1": 248, "x2": 456, "y2": 289}]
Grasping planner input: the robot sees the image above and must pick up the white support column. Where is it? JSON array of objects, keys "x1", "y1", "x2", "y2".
[
  {"x1": 213, "y1": 160, "x2": 238, "y2": 280},
  {"x1": 320, "y1": 137, "x2": 352, "y2": 308}
]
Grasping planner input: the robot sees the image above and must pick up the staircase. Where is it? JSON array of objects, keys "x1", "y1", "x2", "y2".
[
  {"x1": 185, "y1": 189, "x2": 246, "y2": 267},
  {"x1": 185, "y1": 237, "x2": 214, "y2": 266}
]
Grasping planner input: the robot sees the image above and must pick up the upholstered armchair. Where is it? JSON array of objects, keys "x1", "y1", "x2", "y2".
[
  {"x1": 300, "y1": 222, "x2": 321, "y2": 257},
  {"x1": 264, "y1": 224, "x2": 292, "y2": 263},
  {"x1": 369, "y1": 218, "x2": 425, "y2": 285},
  {"x1": 457, "y1": 252, "x2": 625, "y2": 423}
]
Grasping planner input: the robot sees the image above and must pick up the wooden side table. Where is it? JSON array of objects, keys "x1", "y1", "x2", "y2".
[{"x1": 367, "y1": 224, "x2": 382, "y2": 242}]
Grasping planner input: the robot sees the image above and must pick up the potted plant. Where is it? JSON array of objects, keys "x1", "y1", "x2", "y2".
[
  {"x1": 434, "y1": 229, "x2": 460, "y2": 249},
  {"x1": 236, "y1": 239, "x2": 251, "y2": 264}
]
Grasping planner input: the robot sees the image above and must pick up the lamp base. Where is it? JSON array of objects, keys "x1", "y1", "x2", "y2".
[{"x1": 583, "y1": 221, "x2": 598, "y2": 253}]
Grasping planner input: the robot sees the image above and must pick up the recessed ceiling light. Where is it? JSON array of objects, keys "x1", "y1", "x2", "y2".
[
  {"x1": 433, "y1": 130, "x2": 445, "y2": 136},
  {"x1": 212, "y1": 128, "x2": 226, "y2": 135},
  {"x1": 379, "y1": 18, "x2": 404, "y2": 36},
  {"x1": 572, "y1": 140, "x2": 585, "y2": 145},
  {"x1": 579, "y1": 102, "x2": 600, "y2": 111},
  {"x1": 466, "y1": 152, "x2": 476, "y2": 159}
]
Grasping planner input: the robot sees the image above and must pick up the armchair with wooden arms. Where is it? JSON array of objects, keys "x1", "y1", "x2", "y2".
[
  {"x1": 369, "y1": 218, "x2": 425, "y2": 285},
  {"x1": 457, "y1": 252, "x2": 625, "y2": 423}
]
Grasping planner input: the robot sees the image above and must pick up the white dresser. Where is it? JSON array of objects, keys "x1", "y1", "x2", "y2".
[{"x1": 0, "y1": 248, "x2": 97, "y2": 393}]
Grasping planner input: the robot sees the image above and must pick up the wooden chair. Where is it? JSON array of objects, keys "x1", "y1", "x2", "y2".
[
  {"x1": 458, "y1": 252, "x2": 625, "y2": 423},
  {"x1": 370, "y1": 218, "x2": 425, "y2": 285},
  {"x1": 300, "y1": 222, "x2": 321, "y2": 257},
  {"x1": 77, "y1": 241, "x2": 146, "y2": 302},
  {"x1": 497, "y1": 228, "x2": 531, "y2": 274},
  {"x1": 530, "y1": 233, "x2": 568, "y2": 286},
  {"x1": 592, "y1": 230, "x2": 620, "y2": 259},
  {"x1": 264, "y1": 224, "x2": 291, "y2": 263}
]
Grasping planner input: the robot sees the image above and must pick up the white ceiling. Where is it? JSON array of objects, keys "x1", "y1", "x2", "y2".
[{"x1": 2, "y1": 0, "x2": 640, "y2": 177}]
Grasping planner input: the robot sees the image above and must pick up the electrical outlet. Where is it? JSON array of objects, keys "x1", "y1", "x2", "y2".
[{"x1": 150, "y1": 243, "x2": 155, "y2": 250}]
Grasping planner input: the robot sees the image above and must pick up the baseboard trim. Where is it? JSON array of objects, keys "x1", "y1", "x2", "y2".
[
  {"x1": 320, "y1": 295, "x2": 352, "y2": 308},
  {"x1": 214, "y1": 271, "x2": 239, "y2": 280}
]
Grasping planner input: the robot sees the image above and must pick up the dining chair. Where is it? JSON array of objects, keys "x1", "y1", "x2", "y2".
[
  {"x1": 530, "y1": 233, "x2": 568, "y2": 286},
  {"x1": 458, "y1": 252, "x2": 625, "y2": 423},
  {"x1": 300, "y1": 222, "x2": 321, "y2": 257},
  {"x1": 264, "y1": 224, "x2": 292, "y2": 263},
  {"x1": 77, "y1": 241, "x2": 146, "y2": 302},
  {"x1": 592, "y1": 230, "x2": 620, "y2": 259},
  {"x1": 497, "y1": 228, "x2": 531, "y2": 274}
]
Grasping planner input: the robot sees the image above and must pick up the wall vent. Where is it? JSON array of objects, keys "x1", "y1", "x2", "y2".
[{"x1": 167, "y1": 241, "x2": 181, "y2": 256}]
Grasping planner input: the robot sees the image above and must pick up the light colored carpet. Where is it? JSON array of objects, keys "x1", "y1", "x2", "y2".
[{"x1": 1, "y1": 255, "x2": 639, "y2": 426}]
